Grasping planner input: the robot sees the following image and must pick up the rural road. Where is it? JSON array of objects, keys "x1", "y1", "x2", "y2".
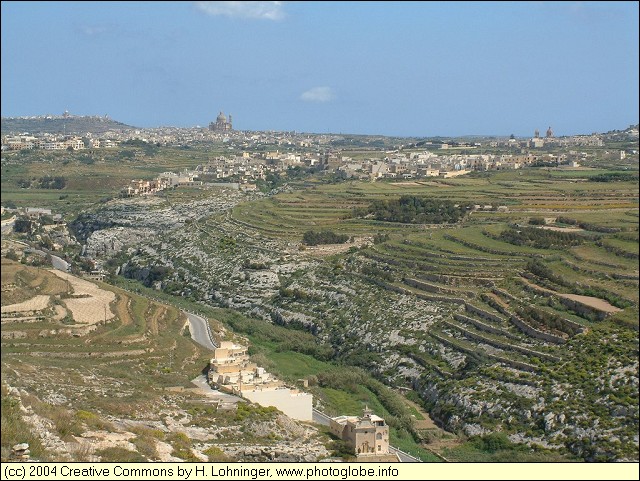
[
  {"x1": 185, "y1": 311, "x2": 217, "y2": 351},
  {"x1": 1, "y1": 216, "x2": 15, "y2": 235},
  {"x1": 50, "y1": 254, "x2": 70, "y2": 272},
  {"x1": 389, "y1": 446, "x2": 422, "y2": 463},
  {"x1": 23, "y1": 247, "x2": 70, "y2": 272},
  {"x1": 191, "y1": 374, "x2": 243, "y2": 405},
  {"x1": 312, "y1": 408, "x2": 331, "y2": 426}
]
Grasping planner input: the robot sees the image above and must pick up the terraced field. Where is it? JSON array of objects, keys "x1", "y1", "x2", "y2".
[
  {"x1": 76, "y1": 167, "x2": 635, "y2": 461},
  {"x1": 3, "y1": 160, "x2": 637, "y2": 462},
  {"x1": 1, "y1": 257, "x2": 346, "y2": 462},
  {"x1": 226, "y1": 169, "x2": 638, "y2": 460}
]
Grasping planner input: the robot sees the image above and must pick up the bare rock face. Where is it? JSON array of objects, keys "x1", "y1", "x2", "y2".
[
  {"x1": 219, "y1": 443, "x2": 330, "y2": 462},
  {"x1": 44, "y1": 177, "x2": 638, "y2": 463},
  {"x1": 86, "y1": 227, "x2": 154, "y2": 258},
  {"x1": 2, "y1": 376, "x2": 331, "y2": 463}
]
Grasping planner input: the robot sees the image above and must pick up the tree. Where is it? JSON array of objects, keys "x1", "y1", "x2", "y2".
[
  {"x1": 13, "y1": 218, "x2": 32, "y2": 233},
  {"x1": 5, "y1": 249, "x2": 20, "y2": 261},
  {"x1": 302, "y1": 230, "x2": 349, "y2": 246}
]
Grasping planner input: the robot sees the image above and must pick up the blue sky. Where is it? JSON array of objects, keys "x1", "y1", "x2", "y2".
[{"x1": 1, "y1": 1, "x2": 638, "y2": 137}]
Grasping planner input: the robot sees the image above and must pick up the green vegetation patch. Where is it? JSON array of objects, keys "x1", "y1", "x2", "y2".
[
  {"x1": 355, "y1": 195, "x2": 471, "y2": 224},
  {"x1": 302, "y1": 230, "x2": 350, "y2": 246},
  {"x1": 444, "y1": 433, "x2": 577, "y2": 462},
  {"x1": 1, "y1": 392, "x2": 49, "y2": 461},
  {"x1": 499, "y1": 227, "x2": 585, "y2": 249}
]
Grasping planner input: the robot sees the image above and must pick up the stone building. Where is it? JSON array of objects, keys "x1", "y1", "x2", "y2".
[
  {"x1": 330, "y1": 407, "x2": 396, "y2": 460},
  {"x1": 209, "y1": 111, "x2": 233, "y2": 132},
  {"x1": 208, "y1": 341, "x2": 312, "y2": 421},
  {"x1": 209, "y1": 341, "x2": 271, "y2": 387}
]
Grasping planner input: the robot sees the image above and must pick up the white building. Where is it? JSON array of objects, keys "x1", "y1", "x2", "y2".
[{"x1": 209, "y1": 341, "x2": 312, "y2": 421}]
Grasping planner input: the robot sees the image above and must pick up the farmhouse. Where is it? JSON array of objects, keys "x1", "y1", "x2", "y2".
[{"x1": 208, "y1": 341, "x2": 312, "y2": 421}]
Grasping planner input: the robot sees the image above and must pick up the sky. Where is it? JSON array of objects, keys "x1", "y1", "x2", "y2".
[{"x1": 1, "y1": 1, "x2": 638, "y2": 137}]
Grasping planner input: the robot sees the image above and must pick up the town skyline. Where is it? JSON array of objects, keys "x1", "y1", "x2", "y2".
[
  {"x1": 2, "y1": 1, "x2": 638, "y2": 137},
  {"x1": 2, "y1": 109, "x2": 637, "y2": 140}
]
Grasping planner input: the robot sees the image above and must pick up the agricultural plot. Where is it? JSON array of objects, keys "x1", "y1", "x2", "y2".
[
  {"x1": 2, "y1": 295, "x2": 51, "y2": 313},
  {"x1": 48, "y1": 271, "x2": 116, "y2": 325},
  {"x1": 2, "y1": 263, "x2": 338, "y2": 462},
  {"x1": 200, "y1": 171, "x2": 638, "y2": 461}
]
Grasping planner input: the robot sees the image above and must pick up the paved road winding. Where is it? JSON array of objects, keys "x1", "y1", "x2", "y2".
[
  {"x1": 50, "y1": 254, "x2": 70, "y2": 272},
  {"x1": 185, "y1": 311, "x2": 217, "y2": 351}
]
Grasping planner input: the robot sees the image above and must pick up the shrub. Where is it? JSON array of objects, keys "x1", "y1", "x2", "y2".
[
  {"x1": 204, "y1": 446, "x2": 229, "y2": 462},
  {"x1": 472, "y1": 432, "x2": 513, "y2": 453},
  {"x1": 302, "y1": 230, "x2": 349, "y2": 246},
  {"x1": 51, "y1": 409, "x2": 82, "y2": 439},
  {"x1": 5, "y1": 249, "x2": 20, "y2": 261},
  {"x1": 167, "y1": 432, "x2": 199, "y2": 461},
  {"x1": 96, "y1": 447, "x2": 146, "y2": 462},
  {"x1": 132, "y1": 435, "x2": 159, "y2": 460}
]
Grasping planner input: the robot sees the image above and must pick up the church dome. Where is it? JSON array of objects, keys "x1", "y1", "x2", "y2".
[{"x1": 217, "y1": 112, "x2": 227, "y2": 122}]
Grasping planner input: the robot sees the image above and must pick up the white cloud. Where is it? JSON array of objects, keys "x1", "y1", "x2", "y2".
[
  {"x1": 300, "y1": 87, "x2": 335, "y2": 103},
  {"x1": 78, "y1": 25, "x2": 109, "y2": 36},
  {"x1": 194, "y1": 1, "x2": 285, "y2": 20}
]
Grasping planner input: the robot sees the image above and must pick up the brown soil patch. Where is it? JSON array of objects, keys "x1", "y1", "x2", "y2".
[
  {"x1": 393, "y1": 181, "x2": 444, "y2": 187},
  {"x1": 423, "y1": 436, "x2": 463, "y2": 460},
  {"x1": 148, "y1": 305, "x2": 166, "y2": 336},
  {"x1": 1, "y1": 295, "x2": 51, "y2": 313},
  {"x1": 519, "y1": 276, "x2": 622, "y2": 314},
  {"x1": 113, "y1": 294, "x2": 133, "y2": 326},
  {"x1": 406, "y1": 400, "x2": 438, "y2": 430},
  {"x1": 49, "y1": 271, "x2": 116, "y2": 325},
  {"x1": 303, "y1": 237, "x2": 372, "y2": 257},
  {"x1": 559, "y1": 293, "x2": 622, "y2": 313},
  {"x1": 397, "y1": 391, "x2": 463, "y2": 457},
  {"x1": 483, "y1": 292, "x2": 510, "y2": 310},
  {"x1": 539, "y1": 225, "x2": 585, "y2": 233}
]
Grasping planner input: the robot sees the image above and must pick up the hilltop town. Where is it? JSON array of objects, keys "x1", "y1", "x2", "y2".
[{"x1": 3, "y1": 113, "x2": 637, "y2": 193}]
